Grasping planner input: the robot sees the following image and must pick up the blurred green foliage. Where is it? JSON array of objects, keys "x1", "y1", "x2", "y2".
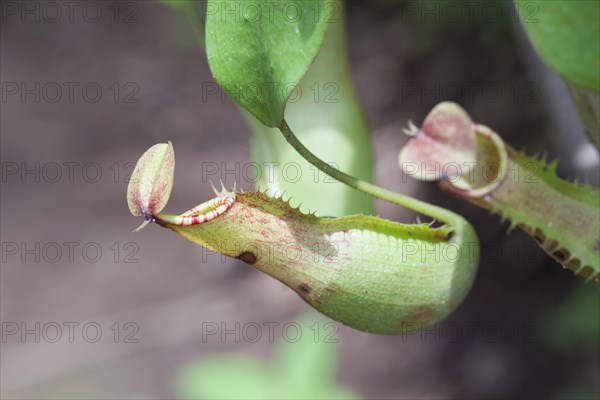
[
  {"x1": 159, "y1": 0, "x2": 206, "y2": 46},
  {"x1": 545, "y1": 282, "x2": 600, "y2": 400},
  {"x1": 544, "y1": 283, "x2": 600, "y2": 347},
  {"x1": 175, "y1": 313, "x2": 359, "y2": 399},
  {"x1": 515, "y1": 0, "x2": 600, "y2": 92}
]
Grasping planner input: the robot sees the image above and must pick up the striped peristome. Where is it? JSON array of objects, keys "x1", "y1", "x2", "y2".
[{"x1": 156, "y1": 194, "x2": 236, "y2": 226}]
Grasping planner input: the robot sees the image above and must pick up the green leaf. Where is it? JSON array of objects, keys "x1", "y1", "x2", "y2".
[
  {"x1": 127, "y1": 142, "x2": 175, "y2": 218},
  {"x1": 205, "y1": 0, "x2": 330, "y2": 127},
  {"x1": 516, "y1": 0, "x2": 600, "y2": 92}
]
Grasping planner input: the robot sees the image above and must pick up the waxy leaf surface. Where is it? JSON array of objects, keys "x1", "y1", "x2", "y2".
[{"x1": 206, "y1": 0, "x2": 330, "y2": 127}]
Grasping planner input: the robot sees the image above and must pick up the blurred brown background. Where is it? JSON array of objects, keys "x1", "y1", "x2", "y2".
[{"x1": 1, "y1": 1, "x2": 599, "y2": 399}]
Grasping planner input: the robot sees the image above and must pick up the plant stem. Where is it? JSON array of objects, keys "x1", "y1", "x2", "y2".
[
  {"x1": 566, "y1": 81, "x2": 600, "y2": 150},
  {"x1": 279, "y1": 119, "x2": 462, "y2": 226}
]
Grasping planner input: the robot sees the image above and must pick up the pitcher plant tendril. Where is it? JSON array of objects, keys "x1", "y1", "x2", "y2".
[{"x1": 278, "y1": 120, "x2": 474, "y2": 234}]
